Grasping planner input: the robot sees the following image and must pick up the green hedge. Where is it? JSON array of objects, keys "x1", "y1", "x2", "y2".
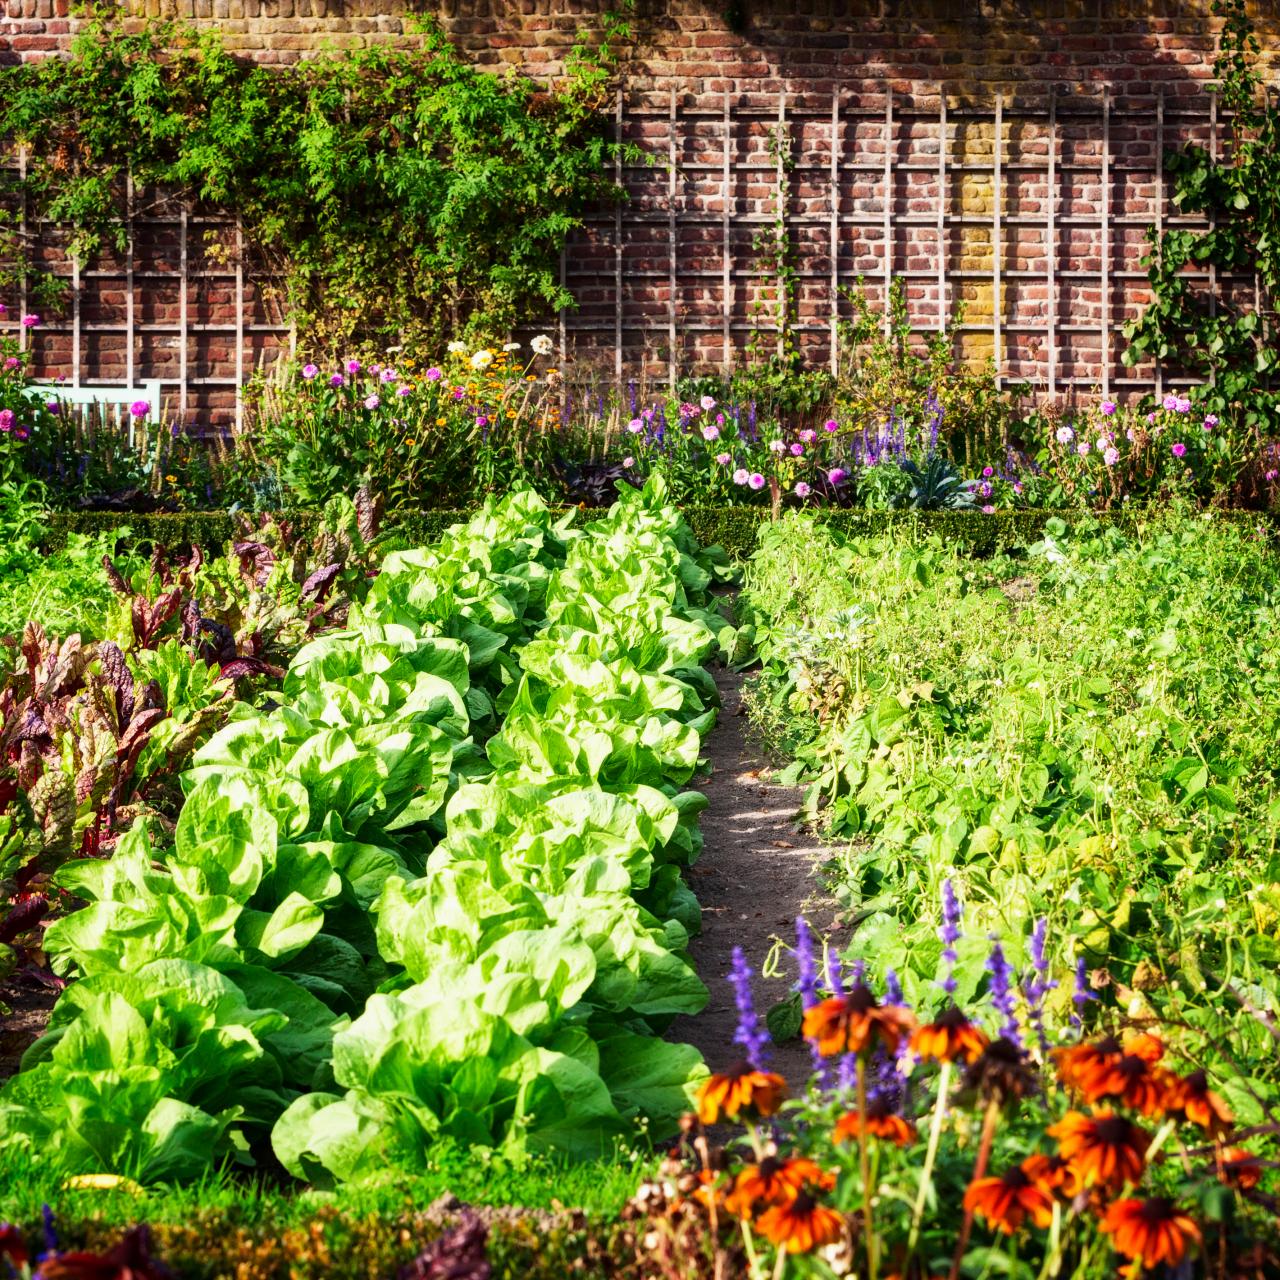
[{"x1": 45, "y1": 505, "x2": 1277, "y2": 562}]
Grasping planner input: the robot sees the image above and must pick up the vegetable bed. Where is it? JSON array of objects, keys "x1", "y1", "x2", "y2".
[{"x1": 0, "y1": 479, "x2": 735, "y2": 1186}]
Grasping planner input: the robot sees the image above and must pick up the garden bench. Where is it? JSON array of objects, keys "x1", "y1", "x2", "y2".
[{"x1": 22, "y1": 381, "x2": 163, "y2": 437}]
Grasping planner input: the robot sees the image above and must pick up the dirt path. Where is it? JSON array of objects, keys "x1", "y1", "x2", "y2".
[{"x1": 668, "y1": 666, "x2": 843, "y2": 1088}]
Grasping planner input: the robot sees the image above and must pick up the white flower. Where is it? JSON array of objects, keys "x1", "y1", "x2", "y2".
[
  {"x1": 531, "y1": 334, "x2": 554, "y2": 356},
  {"x1": 768, "y1": 439, "x2": 786, "y2": 454},
  {"x1": 470, "y1": 349, "x2": 494, "y2": 370},
  {"x1": 1056, "y1": 426, "x2": 1075, "y2": 444},
  {"x1": 503, "y1": 342, "x2": 521, "y2": 352},
  {"x1": 448, "y1": 341, "x2": 467, "y2": 354}
]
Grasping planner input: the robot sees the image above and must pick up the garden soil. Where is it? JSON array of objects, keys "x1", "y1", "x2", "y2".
[{"x1": 668, "y1": 666, "x2": 842, "y2": 1085}]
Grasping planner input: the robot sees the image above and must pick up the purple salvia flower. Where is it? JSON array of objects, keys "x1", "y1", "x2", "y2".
[
  {"x1": 1070, "y1": 954, "x2": 1098, "y2": 1029},
  {"x1": 728, "y1": 946, "x2": 771, "y2": 1069},
  {"x1": 41, "y1": 1204, "x2": 57, "y2": 1260},
  {"x1": 836, "y1": 1052, "x2": 859, "y2": 1096},
  {"x1": 1023, "y1": 917, "x2": 1057, "y2": 1055},
  {"x1": 986, "y1": 939, "x2": 1022, "y2": 1046},
  {"x1": 938, "y1": 878, "x2": 962, "y2": 996},
  {"x1": 826, "y1": 947, "x2": 846, "y2": 997},
  {"x1": 794, "y1": 917, "x2": 821, "y2": 1011},
  {"x1": 884, "y1": 967, "x2": 903, "y2": 1006}
]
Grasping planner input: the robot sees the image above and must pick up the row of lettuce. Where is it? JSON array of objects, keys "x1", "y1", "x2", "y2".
[{"x1": 0, "y1": 481, "x2": 734, "y2": 1183}]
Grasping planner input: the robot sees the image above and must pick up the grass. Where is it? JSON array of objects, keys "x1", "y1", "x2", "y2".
[{"x1": 0, "y1": 1142, "x2": 657, "y2": 1232}]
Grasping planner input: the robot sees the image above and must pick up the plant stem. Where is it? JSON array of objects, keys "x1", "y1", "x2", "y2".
[
  {"x1": 905, "y1": 1059, "x2": 952, "y2": 1266},
  {"x1": 856, "y1": 1058, "x2": 877, "y2": 1280},
  {"x1": 947, "y1": 1096, "x2": 1000, "y2": 1280}
]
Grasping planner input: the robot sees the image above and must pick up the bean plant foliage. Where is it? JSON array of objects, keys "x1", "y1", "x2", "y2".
[{"x1": 0, "y1": 6, "x2": 633, "y2": 347}]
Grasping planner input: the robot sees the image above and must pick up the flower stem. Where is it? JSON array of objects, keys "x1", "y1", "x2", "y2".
[
  {"x1": 947, "y1": 1096, "x2": 1000, "y2": 1280},
  {"x1": 905, "y1": 1059, "x2": 952, "y2": 1266},
  {"x1": 856, "y1": 1058, "x2": 877, "y2": 1280}
]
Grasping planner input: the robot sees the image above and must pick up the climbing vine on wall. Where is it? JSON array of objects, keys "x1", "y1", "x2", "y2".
[
  {"x1": 0, "y1": 7, "x2": 634, "y2": 351},
  {"x1": 1122, "y1": 0, "x2": 1280, "y2": 425}
]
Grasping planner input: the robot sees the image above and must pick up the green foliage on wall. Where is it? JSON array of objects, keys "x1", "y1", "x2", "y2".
[
  {"x1": 0, "y1": 8, "x2": 632, "y2": 350},
  {"x1": 1123, "y1": 0, "x2": 1280, "y2": 425}
]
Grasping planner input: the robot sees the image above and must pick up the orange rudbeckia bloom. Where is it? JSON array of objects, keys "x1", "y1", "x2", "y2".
[
  {"x1": 1055, "y1": 1036, "x2": 1123, "y2": 1091},
  {"x1": 1217, "y1": 1147, "x2": 1263, "y2": 1190},
  {"x1": 1072, "y1": 1037, "x2": 1177, "y2": 1116},
  {"x1": 1099, "y1": 1197, "x2": 1201, "y2": 1268},
  {"x1": 802, "y1": 985, "x2": 916, "y2": 1059},
  {"x1": 910, "y1": 1005, "x2": 990, "y2": 1065},
  {"x1": 1020, "y1": 1152, "x2": 1083, "y2": 1200},
  {"x1": 695, "y1": 1062, "x2": 788, "y2": 1125},
  {"x1": 833, "y1": 1098, "x2": 917, "y2": 1148},
  {"x1": 1047, "y1": 1110, "x2": 1148, "y2": 1191},
  {"x1": 1169, "y1": 1070, "x2": 1234, "y2": 1136},
  {"x1": 724, "y1": 1157, "x2": 834, "y2": 1217},
  {"x1": 756, "y1": 1190, "x2": 846, "y2": 1254},
  {"x1": 963, "y1": 1165, "x2": 1056, "y2": 1235}
]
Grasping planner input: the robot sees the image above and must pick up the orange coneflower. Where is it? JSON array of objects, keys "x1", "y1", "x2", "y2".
[
  {"x1": 962, "y1": 1036, "x2": 1039, "y2": 1105},
  {"x1": 1099, "y1": 1197, "x2": 1201, "y2": 1268},
  {"x1": 1169, "y1": 1070, "x2": 1234, "y2": 1136},
  {"x1": 802, "y1": 984, "x2": 916, "y2": 1059},
  {"x1": 962, "y1": 1165, "x2": 1056, "y2": 1235},
  {"x1": 695, "y1": 1062, "x2": 788, "y2": 1125},
  {"x1": 1055, "y1": 1035, "x2": 1124, "y2": 1091},
  {"x1": 1073, "y1": 1038, "x2": 1177, "y2": 1116},
  {"x1": 910, "y1": 1004, "x2": 990, "y2": 1065},
  {"x1": 1020, "y1": 1152, "x2": 1083, "y2": 1200},
  {"x1": 833, "y1": 1098, "x2": 917, "y2": 1148},
  {"x1": 1217, "y1": 1147, "x2": 1263, "y2": 1190},
  {"x1": 755, "y1": 1189, "x2": 846, "y2": 1254},
  {"x1": 1048, "y1": 1109, "x2": 1149, "y2": 1191},
  {"x1": 724, "y1": 1157, "x2": 834, "y2": 1217}
]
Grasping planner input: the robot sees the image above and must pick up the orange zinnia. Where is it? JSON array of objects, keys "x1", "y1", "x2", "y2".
[
  {"x1": 910, "y1": 1005, "x2": 990, "y2": 1064},
  {"x1": 1048, "y1": 1110, "x2": 1148, "y2": 1191},
  {"x1": 1020, "y1": 1152, "x2": 1082, "y2": 1200},
  {"x1": 1217, "y1": 1147, "x2": 1263, "y2": 1190},
  {"x1": 962, "y1": 1165, "x2": 1056, "y2": 1235},
  {"x1": 833, "y1": 1098, "x2": 917, "y2": 1148},
  {"x1": 724, "y1": 1157, "x2": 834, "y2": 1217},
  {"x1": 801, "y1": 984, "x2": 916, "y2": 1059},
  {"x1": 1169, "y1": 1070, "x2": 1234, "y2": 1136},
  {"x1": 1099, "y1": 1197, "x2": 1201, "y2": 1267},
  {"x1": 756, "y1": 1189, "x2": 846, "y2": 1254},
  {"x1": 695, "y1": 1062, "x2": 788, "y2": 1125}
]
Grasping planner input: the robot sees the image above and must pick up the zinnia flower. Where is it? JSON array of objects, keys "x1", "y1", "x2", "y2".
[
  {"x1": 724, "y1": 1157, "x2": 833, "y2": 1217},
  {"x1": 1169, "y1": 1070, "x2": 1233, "y2": 1135},
  {"x1": 700, "y1": 395, "x2": 717, "y2": 411},
  {"x1": 715, "y1": 452, "x2": 731, "y2": 465},
  {"x1": 802, "y1": 985, "x2": 915, "y2": 1059},
  {"x1": 448, "y1": 340, "x2": 467, "y2": 354},
  {"x1": 799, "y1": 428, "x2": 816, "y2": 443},
  {"x1": 769, "y1": 440, "x2": 786, "y2": 454},
  {"x1": 1056, "y1": 425, "x2": 1075, "y2": 443},
  {"x1": 833, "y1": 1098, "x2": 916, "y2": 1147},
  {"x1": 1099, "y1": 1198, "x2": 1201, "y2": 1268},
  {"x1": 702, "y1": 424, "x2": 721, "y2": 442},
  {"x1": 963, "y1": 1165, "x2": 1055, "y2": 1234},
  {"x1": 790, "y1": 443, "x2": 804, "y2": 456},
  {"x1": 3, "y1": 357, "x2": 20, "y2": 369},
  {"x1": 1076, "y1": 442, "x2": 1090, "y2": 457},
  {"x1": 0, "y1": 410, "x2": 12, "y2": 432},
  {"x1": 755, "y1": 1190, "x2": 845, "y2": 1254},
  {"x1": 695, "y1": 1062, "x2": 788, "y2": 1125},
  {"x1": 827, "y1": 467, "x2": 848, "y2": 486},
  {"x1": 301, "y1": 363, "x2": 318, "y2": 379},
  {"x1": 1048, "y1": 1110, "x2": 1148, "y2": 1190},
  {"x1": 425, "y1": 367, "x2": 442, "y2": 381},
  {"x1": 748, "y1": 472, "x2": 766, "y2": 490},
  {"x1": 794, "y1": 481, "x2": 811, "y2": 499},
  {"x1": 733, "y1": 468, "x2": 749, "y2": 485},
  {"x1": 1172, "y1": 442, "x2": 1187, "y2": 458},
  {"x1": 622, "y1": 455, "x2": 635, "y2": 468},
  {"x1": 364, "y1": 394, "x2": 380, "y2": 410},
  {"x1": 823, "y1": 418, "x2": 838, "y2": 432},
  {"x1": 1101, "y1": 400, "x2": 1117, "y2": 415},
  {"x1": 1203, "y1": 414, "x2": 1218, "y2": 429},
  {"x1": 381, "y1": 367, "x2": 398, "y2": 383},
  {"x1": 627, "y1": 417, "x2": 644, "y2": 434},
  {"x1": 470, "y1": 350, "x2": 493, "y2": 370},
  {"x1": 129, "y1": 399, "x2": 150, "y2": 419},
  {"x1": 1163, "y1": 394, "x2": 1178, "y2": 411},
  {"x1": 531, "y1": 334, "x2": 554, "y2": 356},
  {"x1": 20, "y1": 313, "x2": 38, "y2": 328},
  {"x1": 911, "y1": 1005, "x2": 989, "y2": 1064},
  {"x1": 346, "y1": 358, "x2": 361, "y2": 374},
  {"x1": 503, "y1": 342, "x2": 521, "y2": 352},
  {"x1": 1175, "y1": 396, "x2": 1191, "y2": 412},
  {"x1": 329, "y1": 374, "x2": 345, "y2": 388},
  {"x1": 1104, "y1": 447, "x2": 1120, "y2": 466}
]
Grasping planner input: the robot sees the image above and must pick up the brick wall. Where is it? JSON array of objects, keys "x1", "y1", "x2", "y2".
[{"x1": 2, "y1": 0, "x2": 1276, "y2": 422}]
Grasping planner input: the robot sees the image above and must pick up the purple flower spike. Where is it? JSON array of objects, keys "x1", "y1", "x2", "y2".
[
  {"x1": 938, "y1": 878, "x2": 962, "y2": 996},
  {"x1": 1070, "y1": 954, "x2": 1099, "y2": 1029},
  {"x1": 884, "y1": 968, "x2": 903, "y2": 1006},
  {"x1": 826, "y1": 946, "x2": 846, "y2": 997},
  {"x1": 986, "y1": 939, "x2": 1022, "y2": 1046},
  {"x1": 1023, "y1": 917, "x2": 1058, "y2": 1054},
  {"x1": 794, "y1": 917, "x2": 820, "y2": 1011},
  {"x1": 729, "y1": 946, "x2": 771, "y2": 1069}
]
